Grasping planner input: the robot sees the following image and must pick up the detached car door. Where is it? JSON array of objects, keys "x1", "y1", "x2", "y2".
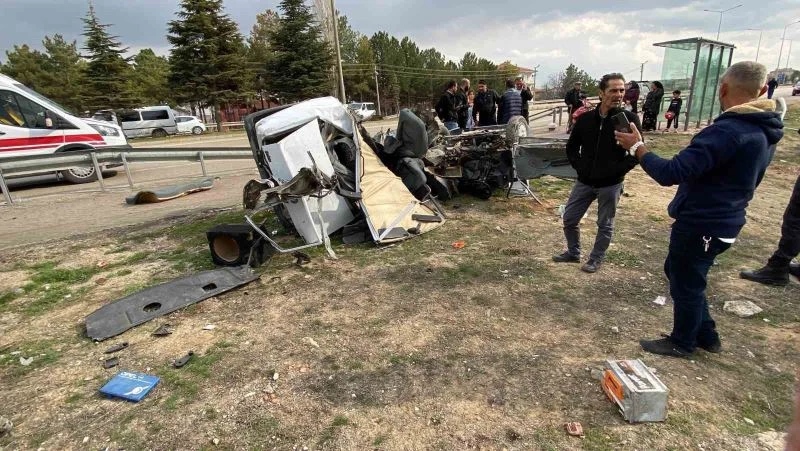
[{"x1": 0, "y1": 90, "x2": 63, "y2": 157}]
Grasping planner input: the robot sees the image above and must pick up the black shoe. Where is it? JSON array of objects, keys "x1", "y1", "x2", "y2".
[
  {"x1": 790, "y1": 262, "x2": 800, "y2": 280},
  {"x1": 640, "y1": 337, "x2": 693, "y2": 358},
  {"x1": 581, "y1": 259, "x2": 600, "y2": 273},
  {"x1": 697, "y1": 336, "x2": 722, "y2": 353},
  {"x1": 552, "y1": 252, "x2": 580, "y2": 263},
  {"x1": 739, "y1": 265, "x2": 789, "y2": 286}
]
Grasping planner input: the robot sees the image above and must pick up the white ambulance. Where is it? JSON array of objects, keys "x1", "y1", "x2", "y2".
[{"x1": 0, "y1": 74, "x2": 129, "y2": 183}]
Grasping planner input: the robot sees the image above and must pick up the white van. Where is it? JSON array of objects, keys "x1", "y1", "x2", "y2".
[
  {"x1": 0, "y1": 74, "x2": 128, "y2": 183},
  {"x1": 119, "y1": 106, "x2": 178, "y2": 139},
  {"x1": 347, "y1": 102, "x2": 376, "y2": 121}
]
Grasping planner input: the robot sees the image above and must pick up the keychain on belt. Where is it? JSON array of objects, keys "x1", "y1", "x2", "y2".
[{"x1": 703, "y1": 236, "x2": 711, "y2": 252}]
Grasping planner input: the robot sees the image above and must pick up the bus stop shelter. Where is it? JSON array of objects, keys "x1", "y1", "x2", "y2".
[{"x1": 653, "y1": 37, "x2": 735, "y2": 131}]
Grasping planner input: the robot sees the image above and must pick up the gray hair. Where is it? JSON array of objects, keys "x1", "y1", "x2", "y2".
[
  {"x1": 722, "y1": 61, "x2": 767, "y2": 96},
  {"x1": 460, "y1": 78, "x2": 470, "y2": 88}
]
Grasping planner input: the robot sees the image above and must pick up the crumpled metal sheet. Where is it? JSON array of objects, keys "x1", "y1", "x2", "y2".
[{"x1": 85, "y1": 266, "x2": 259, "y2": 341}]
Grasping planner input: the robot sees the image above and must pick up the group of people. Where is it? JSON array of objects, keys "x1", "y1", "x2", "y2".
[
  {"x1": 554, "y1": 61, "x2": 796, "y2": 359},
  {"x1": 435, "y1": 77, "x2": 533, "y2": 131},
  {"x1": 565, "y1": 79, "x2": 682, "y2": 133}
]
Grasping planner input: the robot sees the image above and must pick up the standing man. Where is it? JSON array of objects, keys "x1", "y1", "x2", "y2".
[
  {"x1": 767, "y1": 77, "x2": 779, "y2": 99},
  {"x1": 497, "y1": 79, "x2": 522, "y2": 125},
  {"x1": 553, "y1": 73, "x2": 640, "y2": 273},
  {"x1": 739, "y1": 167, "x2": 800, "y2": 285},
  {"x1": 456, "y1": 78, "x2": 471, "y2": 129},
  {"x1": 516, "y1": 77, "x2": 533, "y2": 123},
  {"x1": 472, "y1": 80, "x2": 500, "y2": 126},
  {"x1": 564, "y1": 81, "x2": 584, "y2": 131},
  {"x1": 615, "y1": 61, "x2": 784, "y2": 357},
  {"x1": 435, "y1": 80, "x2": 459, "y2": 131}
]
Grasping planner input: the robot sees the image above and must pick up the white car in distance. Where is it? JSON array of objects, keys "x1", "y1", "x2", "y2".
[
  {"x1": 175, "y1": 115, "x2": 207, "y2": 135},
  {"x1": 347, "y1": 102, "x2": 376, "y2": 121}
]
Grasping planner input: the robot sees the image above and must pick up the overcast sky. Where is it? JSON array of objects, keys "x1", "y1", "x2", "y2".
[{"x1": 3, "y1": 0, "x2": 800, "y2": 84}]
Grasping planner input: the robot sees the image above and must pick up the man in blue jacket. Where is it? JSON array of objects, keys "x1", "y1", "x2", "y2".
[
  {"x1": 497, "y1": 79, "x2": 522, "y2": 124},
  {"x1": 615, "y1": 61, "x2": 784, "y2": 357}
]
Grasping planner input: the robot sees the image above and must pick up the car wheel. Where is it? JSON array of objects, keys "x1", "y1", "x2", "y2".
[
  {"x1": 60, "y1": 166, "x2": 97, "y2": 184},
  {"x1": 192, "y1": 126, "x2": 203, "y2": 135},
  {"x1": 152, "y1": 128, "x2": 168, "y2": 138}
]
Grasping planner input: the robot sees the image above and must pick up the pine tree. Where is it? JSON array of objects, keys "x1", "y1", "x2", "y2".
[
  {"x1": 0, "y1": 45, "x2": 49, "y2": 91},
  {"x1": 41, "y1": 35, "x2": 87, "y2": 113},
  {"x1": 168, "y1": 0, "x2": 247, "y2": 126},
  {"x1": 247, "y1": 9, "x2": 280, "y2": 100},
  {"x1": 265, "y1": 0, "x2": 333, "y2": 102},
  {"x1": 81, "y1": 2, "x2": 137, "y2": 110},
  {"x1": 130, "y1": 49, "x2": 173, "y2": 106}
]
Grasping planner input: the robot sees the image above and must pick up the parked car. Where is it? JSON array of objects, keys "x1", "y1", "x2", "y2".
[
  {"x1": 0, "y1": 74, "x2": 127, "y2": 183},
  {"x1": 347, "y1": 102, "x2": 376, "y2": 121},
  {"x1": 119, "y1": 106, "x2": 178, "y2": 138},
  {"x1": 175, "y1": 115, "x2": 207, "y2": 135},
  {"x1": 793, "y1": 81, "x2": 800, "y2": 96}
]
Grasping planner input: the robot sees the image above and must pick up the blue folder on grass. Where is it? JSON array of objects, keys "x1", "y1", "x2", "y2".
[{"x1": 99, "y1": 371, "x2": 160, "y2": 402}]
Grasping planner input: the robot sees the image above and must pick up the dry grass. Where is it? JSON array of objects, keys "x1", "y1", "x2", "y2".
[{"x1": 0, "y1": 111, "x2": 798, "y2": 450}]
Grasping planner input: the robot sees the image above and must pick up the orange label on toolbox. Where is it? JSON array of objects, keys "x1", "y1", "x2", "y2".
[{"x1": 602, "y1": 370, "x2": 625, "y2": 402}]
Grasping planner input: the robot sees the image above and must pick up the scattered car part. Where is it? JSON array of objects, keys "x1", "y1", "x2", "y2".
[
  {"x1": 173, "y1": 351, "x2": 194, "y2": 368},
  {"x1": 104, "y1": 342, "x2": 129, "y2": 354},
  {"x1": 152, "y1": 324, "x2": 172, "y2": 337},
  {"x1": 99, "y1": 371, "x2": 160, "y2": 402},
  {"x1": 602, "y1": 359, "x2": 669, "y2": 423},
  {"x1": 293, "y1": 251, "x2": 311, "y2": 266},
  {"x1": 206, "y1": 223, "x2": 273, "y2": 267},
  {"x1": 85, "y1": 266, "x2": 259, "y2": 341},
  {"x1": 125, "y1": 177, "x2": 214, "y2": 204},
  {"x1": 103, "y1": 357, "x2": 119, "y2": 369}
]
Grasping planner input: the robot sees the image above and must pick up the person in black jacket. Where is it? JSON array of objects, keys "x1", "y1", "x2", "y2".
[
  {"x1": 564, "y1": 81, "x2": 584, "y2": 131},
  {"x1": 435, "y1": 80, "x2": 459, "y2": 131},
  {"x1": 553, "y1": 73, "x2": 640, "y2": 273},
  {"x1": 472, "y1": 79, "x2": 500, "y2": 126},
  {"x1": 516, "y1": 77, "x2": 533, "y2": 123},
  {"x1": 456, "y1": 78, "x2": 470, "y2": 129},
  {"x1": 664, "y1": 90, "x2": 682, "y2": 132},
  {"x1": 497, "y1": 79, "x2": 522, "y2": 124},
  {"x1": 642, "y1": 81, "x2": 664, "y2": 131}
]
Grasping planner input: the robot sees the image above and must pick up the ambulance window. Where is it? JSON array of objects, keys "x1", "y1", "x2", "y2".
[
  {"x1": 0, "y1": 90, "x2": 26, "y2": 127},
  {"x1": 13, "y1": 94, "x2": 50, "y2": 128}
]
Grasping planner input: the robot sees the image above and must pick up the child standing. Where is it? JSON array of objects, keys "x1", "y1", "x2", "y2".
[{"x1": 665, "y1": 90, "x2": 682, "y2": 132}]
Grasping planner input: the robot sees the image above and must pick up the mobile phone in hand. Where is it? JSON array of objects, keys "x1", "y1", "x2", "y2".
[{"x1": 611, "y1": 111, "x2": 632, "y2": 133}]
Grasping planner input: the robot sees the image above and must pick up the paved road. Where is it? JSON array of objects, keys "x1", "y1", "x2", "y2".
[{"x1": 1, "y1": 86, "x2": 797, "y2": 250}]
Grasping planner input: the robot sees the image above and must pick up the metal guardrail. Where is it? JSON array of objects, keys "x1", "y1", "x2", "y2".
[{"x1": 0, "y1": 147, "x2": 254, "y2": 206}]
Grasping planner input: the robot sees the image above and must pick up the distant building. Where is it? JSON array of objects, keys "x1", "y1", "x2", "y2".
[
  {"x1": 768, "y1": 68, "x2": 796, "y2": 84},
  {"x1": 497, "y1": 61, "x2": 537, "y2": 85}
]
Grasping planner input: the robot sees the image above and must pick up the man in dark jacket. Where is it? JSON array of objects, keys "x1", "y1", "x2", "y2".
[
  {"x1": 767, "y1": 77, "x2": 778, "y2": 99},
  {"x1": 553, "y1": 73, "x2": 640, "y2": 273},
  {"x1": 497, "y1": 79, "x2": 522, "y2": 124},
  {"x1": 564, "y1": 81, "x2": 584, "y2": 131},
  {"x1": 616, "y1": 61, "x2": 784, "y2": 357},
  {"x1": 516, "y1": 77, "x2": 533, "y2": 122},
  {"x1": 472, "y1": 79, "x2": 500, "y2": 126},
  {"x1": 456, "y1": 78, "x2": 470, "y2": 129},
  {"x1": 435, "y1": 80, "x2": 459, "y2": 131}
]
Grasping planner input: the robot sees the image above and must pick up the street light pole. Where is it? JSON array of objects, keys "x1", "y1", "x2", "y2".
[
  {"x1": 786, "y1": 39, "x2": 794, "y2": 69},
  {"x1": 747, "y1": 28, "x2": 763, "y2": 62},
  {"x1": 703, "y1": 4, "x2": 742, "y2": 40},
  {"x1": 640, "y1": 61, "x2": 648, "y2": 81},
  {"x1": 777, "y1": 20, "x2": 800, "y2": 71},
  {"x1": 531, "y1": 64, "x2": 539, "y2": 102}
]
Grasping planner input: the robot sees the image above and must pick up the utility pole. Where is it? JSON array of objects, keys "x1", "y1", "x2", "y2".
[
  {"x1": 373, "y1": 66, "x2": 381, "y2": 116},
  {"x1": 330, "y1": 0, "x2": 346, "y2": 103},
  {"x1": 640, "y1": 61, "x2": 648, "y2": 81},
  {"x1": 747, "y1": 29, "x2": 763, "y2": 62},
  {"x1": 531, "y1": 64, "x2": 540, "y2": 102},
  {"x1": 786, "y1": 39, "x2": 794, "y2": 70}
]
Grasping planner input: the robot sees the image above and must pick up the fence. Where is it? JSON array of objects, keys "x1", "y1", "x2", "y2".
[{"x1": 0, "y1": 147, "x2": 254, "y2": 206}]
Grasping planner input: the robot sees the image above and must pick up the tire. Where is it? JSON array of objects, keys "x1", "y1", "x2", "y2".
[
  {"x1": 152, "y1": 128, "x2": 168, "y2": 138},
  {"x1": 505, "y1": 116, "x2": 530, "y2": 145},
  {"x1": 192, "y1": 126, "x2": 203, "y2": 135},
  {"x1": 60, "y1": 166, "x2": 97, "y2": 184}
]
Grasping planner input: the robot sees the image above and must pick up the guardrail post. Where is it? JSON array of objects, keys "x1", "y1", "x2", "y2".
[
  {"x1": 0, "y1": 167, "x2": 13, "y2": 205},
  {"x1": 552, "y1": 108, "x2": 557, "y2": 125},
  {"x1": 121, "y1": 152, "x2": 134, "y2": 188},
  {"x1": 90, "y1": 151, "x2": 106, "y2": 192},
  {"x1": 198, "y1": 152, "x2": 208, "y2": 176},
  {"x1": 558, "y1": 107, "x2": 563, "y2": 126}
]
